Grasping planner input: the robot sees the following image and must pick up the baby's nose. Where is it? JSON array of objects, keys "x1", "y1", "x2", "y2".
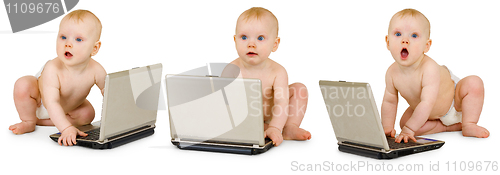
[
  {"x1": 65, "y1": 41, "x2": 72, "y2": 48},
  {"x1": 247, "y1": 41, "x2": 256, "y2": 47},
  {"x1": 401, "y1": 39, "x2": 409, "y2": 44}
]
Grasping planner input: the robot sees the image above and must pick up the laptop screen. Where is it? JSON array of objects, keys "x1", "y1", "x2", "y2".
[
  {"x1": 319, "y1": 81, "x2": 389, "y2": 150},
  {"x1": 100, "y1": 64, "x2": 162, "y2": 140},
  {"x1": 166, "y1": 75, "x2": 265, "y2": 146}
]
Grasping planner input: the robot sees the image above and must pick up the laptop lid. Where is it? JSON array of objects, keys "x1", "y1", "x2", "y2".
[
  {"x1": 165, "y1": 75, "x2": 265, "y2": 146},
  {"x1": 319, "y1": 80, "x2": 391, "y2": 150},
  {"x1": 99, "y1": 63, "x2": 162, "y2": 142}
]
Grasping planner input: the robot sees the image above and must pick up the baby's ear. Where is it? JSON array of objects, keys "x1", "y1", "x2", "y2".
[
  {"x1": 424, "y1": 39, "x2": 432, "y2": 53},
  {"x1": 385, "y1": 35, "x2": 390, "y2": 50},
  {"x1": 91, "y1": 41, "x2": 101, "y2": 56},
  {"x1": 272, "y1": 37, "x2": 280, "y2": 52}
]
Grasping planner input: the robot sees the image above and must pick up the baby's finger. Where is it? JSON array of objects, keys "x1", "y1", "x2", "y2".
[
  {"x1": 65, "y1": 137, "x2": 71, "y2": 146},
  {"x1": 64, "y1": 137, "x2": 69, "y2": 146},
  {"x1": 403, "y1": 136, "x2": 409, "y2": 143},
  {"x1": 62, "y1": 137, "x2": 67, "y2": 146},
  {"x1": 78, "y1": 130, "x2": 88, "y2": 137},
  {"x1": 72, "y1": 136, "x2": 77, "y2": 146},
  {"x1": 410, "y1": 136, "x2": 417, "y2": 142},
  {"x1": 68, "y1": 136, "x2": 75, "y2": 146},
  {"x1": 58, "y1": 137, "x2": 63, "y2": 146},
  {"x1": 395, "y1": 135, "x2": 402, "y2": 143},
  {"x1": 269, "y1": 133, "x2": 281, "y2": 146}
]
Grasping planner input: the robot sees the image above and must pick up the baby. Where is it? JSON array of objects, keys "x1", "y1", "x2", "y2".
[
  {"x1": 9, "y1": 10, "x2": 106, "y2": 146},
  {"x1": 225, "y1": 7, "x2": 311, "y2": 146},
  {"x1": 381, "y1": 9, "x2": 489, "y2": 143}
]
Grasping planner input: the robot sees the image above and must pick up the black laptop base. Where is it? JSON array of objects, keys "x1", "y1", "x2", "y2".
[
  {"x1": 172, "y1": 138, "x2": 274, "y2": 155},
  {"x1": 50, "y1": 128, "x2": 155, "y2": 149},
  {"x1": 338, "y1": 142, "x2": 445, "y2": 159}
]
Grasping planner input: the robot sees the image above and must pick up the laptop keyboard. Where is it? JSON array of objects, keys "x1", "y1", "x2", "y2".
[
  {"x1": 387, "y1": 137, "x2": 421, "y2": 149},
  {"x1": 77, "y1": 129, "x2": 100, "y2": 141}
]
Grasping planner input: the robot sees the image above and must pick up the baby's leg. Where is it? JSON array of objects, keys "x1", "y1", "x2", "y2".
[
  {"x1": 9, "y1": 76, "x2": 40, "y2": 134},
  {"x1": 399, "y1": 107, "x2": 461, "y2": 136},
  {"x1": 66, "y1": 99, "x2": 95, "y2": 126},
  {"x1": 282, "y1": 83, "x2": 311, "y2": 140},
  {"x1": 455, "y1": 76, "x2": 489, "y2": 138}
]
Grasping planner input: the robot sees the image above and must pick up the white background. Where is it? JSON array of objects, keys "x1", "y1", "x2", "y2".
[{"x1": 1, "y1": 0, "x2": 498, "y2": 174}]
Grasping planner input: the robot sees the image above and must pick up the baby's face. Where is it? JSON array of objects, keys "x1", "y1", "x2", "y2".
[
  {"x1": 386, "y1": 15, "x2": 431, "y2": 67},
  {"x1": 234, "y1": 15, "x2": 279, "y2": 66},
  {"x1": 56, "y1": 17, "x2": 100, "y2": 66}
]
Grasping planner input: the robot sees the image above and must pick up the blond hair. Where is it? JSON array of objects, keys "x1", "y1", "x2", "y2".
[
  {"x1": 63, "y1": 9, "x2": 102, "y2": 40},
  {"x1": 391, "y1": 8, "x2": 430, "y2": 37},
  {"x1": 237, "y1": 7, "x2": 279, "y2": 35}
]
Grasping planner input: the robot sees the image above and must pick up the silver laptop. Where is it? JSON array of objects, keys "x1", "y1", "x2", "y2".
[
  {"x1": 165, "y1": 75, "x2": 273, "y2": 155},
  {"x1": 319, "y1": 80, "x2": 445, "y2": 159},
  {"x1": 50, "y1": 63, "x2": 163, "y2": 149}
]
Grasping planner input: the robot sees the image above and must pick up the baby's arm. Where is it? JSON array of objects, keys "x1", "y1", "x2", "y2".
[
  {"x1": 93, "y1": 60, "x2": 107, "y2": 95},
  {"x1": 41, "y1": 64, "x2": 87, "y2": 146},
  {"x1": 265, "y1": 69, "x2": 289, "y2": 146},
  {"x1": 396, "y1": 64, "x2": 440, "y2": 143},
  {"x1": 381, "y1": 68, "x2": 398, "y2": 138}
]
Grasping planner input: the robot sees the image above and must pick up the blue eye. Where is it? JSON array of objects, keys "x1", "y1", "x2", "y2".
[
  {"x1": 241, "y1": 36, "x2": 247, "y2": 40},
  {"x1": 412, "y1": 34, "x2": 418, "y2": 38},
  {"x1": 257, "y1": 36, "x2": 264, "y2": 41},
  {"x1": 61, "y1": 36, "x2": 66, "y2": 40},
  {"x1": 76, "y1": 38, "x2": 82, "y2": 42},
  {"x1": 395, "y1": 32, "x2": 401, "y2": 37}
]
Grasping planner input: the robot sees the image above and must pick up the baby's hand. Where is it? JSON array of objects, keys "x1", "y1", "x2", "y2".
[
  {"x1": 58, "y1": 126, "x2": 88, "y2": 146},
  {"x1": 265, "y1": 126, "x2": 283, "y2": 146},
  {"x1": 395, "y1": 126, "x2": 417, "y2": 143},
  {"x1": 384, "y1": 126, "x2": 396, "y2": 138}
]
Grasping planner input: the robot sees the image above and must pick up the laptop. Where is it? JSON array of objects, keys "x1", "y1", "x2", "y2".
[
  {"x1": 50, "y1": 63, "x2": 163, "y2": 149},
  {"x1": 319, "y1": 80, "x2": 445, "y2": 159},
  {"x1": 165, "y1": 74, "x2": 273, "y2": 155}
]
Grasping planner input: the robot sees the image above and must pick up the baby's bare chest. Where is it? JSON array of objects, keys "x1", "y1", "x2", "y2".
[
  {"x1": 393, "y1": 76, "x2": 423, "y2": 101},
  {"x1": 58, "y1": 75, "x2": 94, "y2": 100}
]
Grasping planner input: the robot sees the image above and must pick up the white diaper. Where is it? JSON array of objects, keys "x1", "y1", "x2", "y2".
[
  {"x1": 36, "y1": 103, "x2": 50, "y2": 119},
  {"x1": 35, "y1": 61, "x2": 50, "y2": 119},
  {"x1": 35, "y1": 61, "x2": 48, "y2": 78},
  {"x1": 439, "y1": 66, "x2": 462, "y2": 126}
]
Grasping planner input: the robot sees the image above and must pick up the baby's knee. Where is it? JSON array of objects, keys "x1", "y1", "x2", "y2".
[
  {"x1": 14, "y1": 76, "x2": 38, "y2": 98},
  {"x1": 464, "y1": 76, "x2": 484, "y2": 94},
  {"x1": 289, "y1": 83, "x2": 308, "y2": 99},
  {"x1": 78, "y1": 109, "x2": 95, "y2": 125},
  {"x1": 70, "y1": 105, "x2": 95, "y2": 125}
]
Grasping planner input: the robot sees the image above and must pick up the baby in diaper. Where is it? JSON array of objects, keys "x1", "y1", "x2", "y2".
[
  {"x1": 380, "y1": 9, "x2": 489, "y2": 143},
  {"x1": 9, "y1": 10, "x2": 106, "y2": 146}
]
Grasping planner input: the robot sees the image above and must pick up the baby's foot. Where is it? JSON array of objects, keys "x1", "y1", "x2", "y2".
[
  {"x1": 9, "y1": 121, "x2": 36, "y2": 134},
  {"x1": 462, "y1": 124, "x2": 489, "y2": 138},
  {"x1": 282, "y1": 124, "x2": 311, "y2": 141}
]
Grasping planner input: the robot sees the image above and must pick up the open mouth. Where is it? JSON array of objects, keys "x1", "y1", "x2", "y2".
[
  {"x1": 400, "y1": 48, "x2": 409, "y2": 59},
  {"x1": 247, "y1": 52, "x2": 257, "y2": 56},
  {"x1": 64, "y1": 51, "x2": 73, "y2": 58}
]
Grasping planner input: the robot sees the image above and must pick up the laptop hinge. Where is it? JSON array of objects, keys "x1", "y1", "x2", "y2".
[
  {"x1": 253, "y1": 144, "x2": 259, "y2": 148},
  {"x1": 174, "y1": 138, "x2": 181, "y2": 142}
]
